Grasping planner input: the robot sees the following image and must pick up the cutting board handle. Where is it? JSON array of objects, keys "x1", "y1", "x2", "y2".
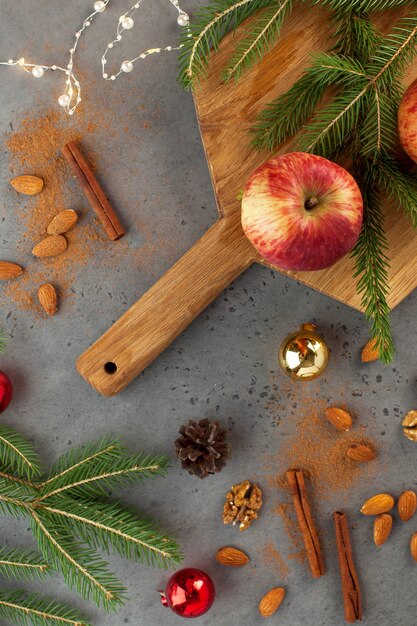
[{"x1": 77, "y1": 218, "x2": 256, "y2": 396}]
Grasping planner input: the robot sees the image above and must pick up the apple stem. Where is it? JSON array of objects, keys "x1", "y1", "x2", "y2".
[{"x1": 305, "y1": 197, "x2": 319, "y2": 211}]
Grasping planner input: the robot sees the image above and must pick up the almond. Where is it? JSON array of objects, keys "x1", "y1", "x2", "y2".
[
  {"x1": 38, "y1": 284, "x2": 58, "y2": 316},
  {"x1": 398, "y1": 490, "x2": 417, "y2": 522},
  {"x1": 10, "y1": 175, "x2": 44, "y2": 195},
  {"x1": 47, "y1": 209, "x2": 78, "y2": 235},
  {"x1": 361, "y1": 338, "x2": 379, "y2": 362},
  {"x1": 0, "y1": 261, "x2": 23, "y2": 280},
  {"x1": 259, "y1": 587, "x2": 286, "y2": 618},
  {"x1": 374, "y1": 514, "x2": 393, "y2": 547},
  {"x1": 402, "y1": 411, "x2": 417, "y2": 442},
  {"x1": 411, "y1": 532, "x2": 417, "y2": 562},
  {"x1": 325, "y1": 407, "x2": 352, "y2": 431},
  {"x1": 216, "y1": 546, "x2": 249, "y2": 567},
  {"x1": 361, "y1": 493, "x2": 395, "y2": 515},
  {"x1": 346, "y1": 443, "x2": 376, "y2": 463},
  {"x1": 32, "y1": 235, "x2": 67, "y2": 258}
]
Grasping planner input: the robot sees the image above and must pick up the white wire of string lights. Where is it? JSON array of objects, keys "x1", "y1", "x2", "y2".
[{"x1": 0, "y1": 0, "x2": 191, "y2": 115}]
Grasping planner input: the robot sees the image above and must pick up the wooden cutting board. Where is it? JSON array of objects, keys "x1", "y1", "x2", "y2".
[{"x1": 77, "y1": 4, "x2": 417, "y2": 396}]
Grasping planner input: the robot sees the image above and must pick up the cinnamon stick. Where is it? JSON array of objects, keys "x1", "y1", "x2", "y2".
[
  {"x1": 286, "y1": 469, "x2": 325, "y2": 578},
  {"x1": 333, "y1": 511, "x2": 362, "y2": 623},
  {"x1": 62, "y1": 141, "x2": 125, "y2": 241}
]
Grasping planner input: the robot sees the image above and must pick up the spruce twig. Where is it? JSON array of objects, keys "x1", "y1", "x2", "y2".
[
  {"x1": 0, "y1": 548, "x2": 48, "y2": 582},
  {"x1": 0, "y1": 591, "x2": 90, "y2": 626},
  {"x1": 0, "y1": 429, "x2": 182, "y2": 622},
  {"x1": 0, "y1": 327, "x2": 7, "y2": 354},
  {"x1": 222, "y1": 0, "x2": 294, "y2": 82}
]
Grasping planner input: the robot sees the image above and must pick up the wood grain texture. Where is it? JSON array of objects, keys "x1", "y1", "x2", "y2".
[
  {"x1": 193, "y1": 3, "x2": 417, "y2": 311},
  {"x1": 78, "y1": 4, "x2": 417, "y2": 395},
  {"x1": 77, "y1": 219, "x2": 255, "y2": 396}
]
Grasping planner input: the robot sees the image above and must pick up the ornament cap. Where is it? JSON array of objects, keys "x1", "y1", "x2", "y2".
[{"x1": 279, "y1": 323, "x2": 329, "y2": 381}]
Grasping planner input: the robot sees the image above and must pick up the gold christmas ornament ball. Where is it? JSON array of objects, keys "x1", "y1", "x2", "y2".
[{"x1": 279, "y1": 323, "x2": 329, "y2": 381}]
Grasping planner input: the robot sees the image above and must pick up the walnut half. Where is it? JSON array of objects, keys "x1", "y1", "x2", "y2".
[{"x1": 223, "y1": 480, "x2": 263, "y2": 531}]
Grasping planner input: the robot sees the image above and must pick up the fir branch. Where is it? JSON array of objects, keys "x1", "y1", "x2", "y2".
[
  {"x1": 0, "y1": 470, "x2": 40, "y2": 490},
  {"x1": 369, "y1": 14, "x2": 417, "y2": 86},
  {"x1": 332, "y1": 10, "x2": 383, "y2": 60},
  {"x1": 0, "y1": 478, "x2": 36, "y2": 517},
  {"x1": 36, "y1": 454, "x2": 169, "y2": 502},
  {"x1": 40, "y1": 437, "x2": 124, "y2": 494},
  {"x1": 222, "y1": 0, "x2": 293, "y2": 82},
  {"x1": 0, "y1": 426, "x2": 41, "y2": 480},
  {"x1": 377, "y1": 155, "x2": 417, "y2": 227},
  {"x1": 0, "y1": 432, "x2": 182, "y2": 617},
  {"x1": 0, "y1": 327, "x2": 7, "y2": 354},
  {"x1": 252, "y1": 52, "x2": 364, "y2": 150},
  {"x1": 359, "y1": 88, "x2": 399, "y2": 157},
  {"x1": 319, "y1": 0, "x2": 415, "y2": 10},
  {"x1": 298, "y1": 85, "x2": 369, "y2": 156},
  {"x1": 39, "y1": 498, "x2": 183, "y2": 568},
  {"x1": 178, "y1": 0, "x2": 275, "y2": 88},
  {"x1": 31, "y1": 511, "x2": 124, "y2": 611},
  {"x1": 0, "y1": 547, "x2": 49, "y2": 582},
  {"x1": 0, "y1": 591, "x2": 90, "y2": 626},
  {"x1": 351, "y1": 163, "x2": 394, "y2": 362}
]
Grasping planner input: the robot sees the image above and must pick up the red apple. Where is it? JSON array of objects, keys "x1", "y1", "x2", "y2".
[
  {"x1": 241, "y1": 152, "x2": 364, "y2": 271},
  {"x1": 398, "y1": 78, "x2": 417, "y2": 163},
  {"x1": 0, "y1": 371, "x2": 13, "y2": 413}
]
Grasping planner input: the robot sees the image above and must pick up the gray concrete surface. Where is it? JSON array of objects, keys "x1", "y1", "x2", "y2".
[{"x1": 1, "y1": 2, "x2": 417, "y2": 625}]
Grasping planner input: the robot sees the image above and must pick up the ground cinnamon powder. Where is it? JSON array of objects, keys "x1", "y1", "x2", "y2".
[
  {"x1": 263, "y1": 380, "x2": 377, "y2": 499},
  {"x1": 3, "y1": 108, "x2": 110, "y2": 312},
  {"x1": 262, "y1": 541, "x2": 290, "y2": 579},
  {"x1": 2, "y1": 104, "x2": 177, "y2": 314},
  {"x1": 260, "y1": 375, "x2": 378, "y2": 571}
]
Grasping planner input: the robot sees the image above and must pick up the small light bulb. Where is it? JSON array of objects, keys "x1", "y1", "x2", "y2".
[
  {"x1": 177, "y1": 12, "x2": 190, "y2": 26},
  {"x1": 121, "y1": 61, "x2": 133, "y2": 73},
  {"x1": 121, "y1": 16, "x2": 134, "y2": 29},
  {"x1": 94, "y1": 0, "x2": 106, "y2": 10},
  {"x1": 58, "y1": 94, "x2": 71, "y2": 107},
  {"x1": 32, "y1": 66, "x2": 45, "y2": 78}
]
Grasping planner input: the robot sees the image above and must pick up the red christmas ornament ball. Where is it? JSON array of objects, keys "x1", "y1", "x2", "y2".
[
  {"x1": 161, "y1": 568, "x2": 215, "y2": 618},
  {"x1": 0, "y1": 371, "x2": 13, "y2": 414}
]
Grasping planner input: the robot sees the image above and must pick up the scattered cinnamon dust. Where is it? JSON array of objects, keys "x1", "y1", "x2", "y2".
[
  {"x1": 2, "y1": 103, "x2": 178, "y2": 314},
  {"x1": 260, "y1": 375, "x2": 380, "y2": 572},
  {"x1": 4, "y1": 108, "x2": 108, "y2": 312},
  {"x1": 262, "y1": 541, "x2": 290, "y2": 579},
  {"x1": 263, "y1": 381, "x2": 378, "y2": 500}
]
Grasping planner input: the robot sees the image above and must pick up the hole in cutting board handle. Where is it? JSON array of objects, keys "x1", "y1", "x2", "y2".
[{"x1": 104, "y1": 362, "x2": 118, "y2": 375}]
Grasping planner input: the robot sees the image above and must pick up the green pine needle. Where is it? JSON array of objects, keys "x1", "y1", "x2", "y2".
[
  {"x1": 178, "y1": 0, "x2": 275, "y2": 89},
  {"x1": 0, "y1": 433, "x2": 182, "y2": 615},
  {"x1": 377, "y1": 155, "x2": 417, "y2": 228},
  {"x1": 222, "y1": 0, "x2": 294, "y2": 82},
  {"x1": 37, "y1": 449, "x2": 169, "y2": 502},
  {"x1": 351, "y1": 166, "x2": 394, "y2": 362},
  {"x1": 0, "y1": 426, "x2": 42, "y2": 481},
  {"x1": 0, "y1": 327, "x2": 7, "y2": 354},
  {"x1": 31, "y1": 511, "x2": 125, "y2": 611},
  {"x1": 40, "y1": 498, "x2": 183, "y2": 569},
  {"x1": 0, "y1": 547, "x2": 49, "y2": 583},
  {"x1": 0, "y1": 590, "x2": 90, "y2": 626}
]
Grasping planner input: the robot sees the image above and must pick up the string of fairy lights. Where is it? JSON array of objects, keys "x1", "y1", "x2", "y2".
[{"x1": 0, "y1": 0, "x2": 191, "y2": 115}]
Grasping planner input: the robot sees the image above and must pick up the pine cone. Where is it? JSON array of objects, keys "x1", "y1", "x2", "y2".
[{"x1": 175, "y1": 418, "x2": 232, "y2": 479}]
